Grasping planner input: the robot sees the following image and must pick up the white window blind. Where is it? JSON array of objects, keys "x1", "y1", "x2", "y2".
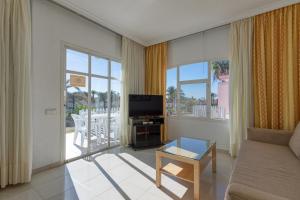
[{"x1": 168, "y1": 25, "x2": 229, "y2": 68}]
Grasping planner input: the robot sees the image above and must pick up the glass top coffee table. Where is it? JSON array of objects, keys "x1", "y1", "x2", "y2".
[{"x1": 156, "y1": 137, "x2": 216, "y2": 200}]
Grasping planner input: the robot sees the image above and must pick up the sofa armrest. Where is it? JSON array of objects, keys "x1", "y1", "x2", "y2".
[
  {"x1": 226, "y1": 183, "x2": 288, "y2": 200},
  {"x1": 247, "y1": 127, "x2": 292, "y2": 146}
]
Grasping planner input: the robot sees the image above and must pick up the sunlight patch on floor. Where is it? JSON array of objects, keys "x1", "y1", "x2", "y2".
[{"x1": 119, "y1": 152, "x2": 188, "y2": 198}]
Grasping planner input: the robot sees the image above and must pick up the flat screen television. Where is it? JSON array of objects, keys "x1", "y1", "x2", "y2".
[{"x1": 129, "y1": 94, "x2": 163, "y2": 117}]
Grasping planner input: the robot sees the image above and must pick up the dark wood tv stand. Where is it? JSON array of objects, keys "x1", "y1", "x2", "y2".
[{"x1": 129, "y1": 116, "x2": 164, "y2": 149}]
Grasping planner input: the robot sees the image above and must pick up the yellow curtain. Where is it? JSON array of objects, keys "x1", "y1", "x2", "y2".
[
  {"x1": 253, "y1": 4, "x2": 300, "y2": 130},
  {"x1": 145, "y1": 42, "x2": 168, "y2": 142}
]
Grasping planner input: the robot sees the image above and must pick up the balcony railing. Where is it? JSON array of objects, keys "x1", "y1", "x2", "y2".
[
  {"x1": 167, "y1": 104, "x2": 228, "y2": 119},
  {"x1": 192, "y1": 105, "x2": 226, "y2": 119}
]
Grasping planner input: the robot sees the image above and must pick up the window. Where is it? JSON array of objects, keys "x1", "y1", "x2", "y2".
[
  {"x1": 166, "y1": 68, "x2": 177, "y2": 116},
  {"x1": 180, "y1": 83, "x2": 207, "y2": 117},
  {"x1": 180, "y1": 62, "x2": 208, "y2": 81},
  {"x1": 210, "y1": 60, "x2": 229, "y2": 119},
  {"x1": 166, "y1": 60, "x2": 229, "y2": 120},
  {"x1": 91, "y1": 56, "x2": 108, "y2": 76},
  {"x1": 66, "y1": 49, "x2": 88, "y2": 73}
]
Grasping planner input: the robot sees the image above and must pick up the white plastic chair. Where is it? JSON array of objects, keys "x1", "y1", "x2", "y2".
[
  {"x1": 98, "y1": 117, "x2": 108, "y2": 145},
  {"x1": 110, "y1": 116, "x2": 120, "y2": 144},
  {"x1": 72, "y1": 114, "x2": 100, "y2": 147},
  {"x1": 90, "y1": 116, "x2": 100, "y2": 144},
  {"x1": 71, "y1": 114, "x2": 87, "y2": 146}
]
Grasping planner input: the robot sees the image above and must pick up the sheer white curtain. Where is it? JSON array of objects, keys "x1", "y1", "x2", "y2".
[
  {"x1": 120, "y1": 37, "x2": 145, "y2": 145},
  {"x1": 0, "y1": 0, "x2": 32, "y2": 188},
  {"x1": 229, "y1": 18, "x2": 253, "y2": 157}
]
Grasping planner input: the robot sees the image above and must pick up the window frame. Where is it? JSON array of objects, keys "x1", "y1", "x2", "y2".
[
  {"x1": 63, "y1": 43, "x2": 122, "y2": 152},
  {"x1": 65, "y1": 46, "x2": 122, "y2": 125},
  {"x1": 167, "y1": 59, "x2": 229, "y2": 122}
]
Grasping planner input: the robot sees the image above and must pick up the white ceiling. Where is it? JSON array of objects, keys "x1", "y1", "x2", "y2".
[{"x1": 52, "y1": 0, "x2": 299, "y2": 46}]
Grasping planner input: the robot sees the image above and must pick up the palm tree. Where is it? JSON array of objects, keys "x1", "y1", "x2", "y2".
[
  {"x1": 167, "y1": 86, "x2": 176, "y2": 103},
  {"x1": 99, "y1": 92, "x2": 108, "y2": 110},
  {"x1": 212, "y1": 61, "x2": 229, "y2": 82},
  {"x1": 110, "y1": 90, "x2": 120, "y2": 108},
  {"x1": 91, "y1": 90, "x2": 96, "y2": 102},
  {"x1": 211, "y1": 93, "x2": 218, "y2": 106}
]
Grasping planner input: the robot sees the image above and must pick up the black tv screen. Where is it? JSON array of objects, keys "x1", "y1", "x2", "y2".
[{"x1": 129, "y1": 95, "x2": 163, "y2": 117}]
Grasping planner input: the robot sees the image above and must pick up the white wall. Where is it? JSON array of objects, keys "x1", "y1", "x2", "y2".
[
  {"x1": 167, "y1": 25, "x2": 230, "y2": 150},
  {"x1": 168, "y1": 118, "x2": 229, "y2": 150},
  {"x1": 32, "y1": 0, "x2": 121, "y2": 169}
]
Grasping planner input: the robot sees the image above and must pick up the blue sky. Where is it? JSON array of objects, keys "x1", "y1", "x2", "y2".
[
  {"x1": 66, "y1": 49, "x2": 121, "y2": 93},
  {"x1": 66, "y1": 49, "x2": 218, "y2": 99},
  {"x1": 167, "y1": 62, "x2": 219, "y2": 99}
]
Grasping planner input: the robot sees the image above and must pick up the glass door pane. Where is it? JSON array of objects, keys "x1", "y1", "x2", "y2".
[
  {"x1": 110, "y1": 79, "x2": 121, "y2": 146},
  {"x1": 91, "y1": 56, "x2": 108, "y2": 76},
  {"x1": 66, "y1": 49, "x2": 88, "y2": 73},
  {"x1": 64, "y1": 48, "x2": 122, "y2": 161},
  {"x1": 111, "y1": 61, "x2": 122, "y2": 80},
  {"x1": 90, "y1": 77, "x2": 109, "y2": 152},
  {"x1": 65, "y1": 73, "x2": 89, "y2": 160}
]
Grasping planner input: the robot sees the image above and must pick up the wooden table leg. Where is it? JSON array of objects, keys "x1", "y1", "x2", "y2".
[
  {"x1": 194, "y1": 162, "x2": 200, "y2": 200},
  {"x1": 156, "y1": 151, "x2": 162, "y2": 187},
  {"x1": 212, "y1": 144, "x2": 216, "y2": 173}
]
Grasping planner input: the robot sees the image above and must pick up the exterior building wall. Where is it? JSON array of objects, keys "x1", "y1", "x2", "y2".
[{"x1": 218, "y1": 74, "x2": 229, "y2": 117}]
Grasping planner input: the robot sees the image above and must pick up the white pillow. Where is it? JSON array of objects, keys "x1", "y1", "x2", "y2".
[{"x1": 289, "y1": 122, "x2": 300, "y2": 159}]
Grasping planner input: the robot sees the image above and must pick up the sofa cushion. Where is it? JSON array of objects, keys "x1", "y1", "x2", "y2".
[
  {"x1": 247, "y1": 127, "x2": 292, "y2": 146},
  {"x1": 229, "y1": 140, "x2": 300, "y2": 200},
  {"x1": 289, "y1": 122, "x2": 300, "y2": 159},
  {"x1": 226, "y1": 183, "x2": 290, "y2": 200}
]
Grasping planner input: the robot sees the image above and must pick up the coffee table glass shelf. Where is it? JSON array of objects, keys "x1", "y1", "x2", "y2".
[{"x1": 156, "y1": 137, "x2": 216, "y2": 200}]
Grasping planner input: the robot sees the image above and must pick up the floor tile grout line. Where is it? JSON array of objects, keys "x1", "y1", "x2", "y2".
[
  {"x1": 1, "y1": 148, "x2": 232, "y2": 200},
  {"x1": 31, "y1": 170, "x2": 81, "y2": 200},
  {"x1": 91, "y1": 158, "x2": 131, "y2": 200},
  {"x1": 116, "y1": 154, "x2": 183, "y2": 200},
  {"x1": 32, "y1": 188, "x2": 44, "y2": 200},
  {"x1": 33, "y1": 153, "x2": 135, "y2": 200}
]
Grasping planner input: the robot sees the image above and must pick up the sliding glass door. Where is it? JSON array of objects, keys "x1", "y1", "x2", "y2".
[{"x1": 64, "y1": 47, "x2": 121, "y2": 160}]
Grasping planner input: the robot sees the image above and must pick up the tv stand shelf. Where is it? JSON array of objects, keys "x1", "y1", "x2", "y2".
[{"x1": 129, "y1": 116, "x2": 164, "y2": 149}]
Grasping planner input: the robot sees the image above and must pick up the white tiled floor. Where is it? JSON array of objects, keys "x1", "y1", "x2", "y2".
[
  {"x1": 65, "y1": 132, "x2": 85, "y2": 160},
  {"x1": 65, "y1": 132, "x2": 120, "y2": 160},
  {"x1": 0, "y1": 147, "x2": 233, "y2": 200}
]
